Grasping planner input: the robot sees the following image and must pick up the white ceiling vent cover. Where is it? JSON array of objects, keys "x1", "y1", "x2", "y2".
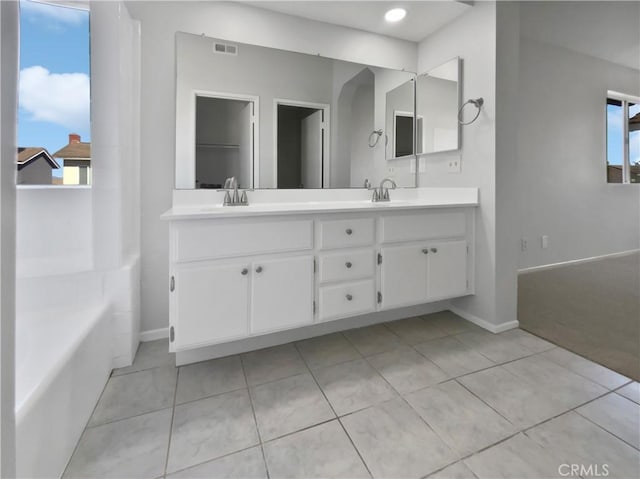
[{"x1": 213, "y1": 42, "x2": 238, "y2": 56}]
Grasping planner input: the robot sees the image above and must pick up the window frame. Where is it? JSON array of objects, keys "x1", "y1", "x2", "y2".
[{"x1": 607, "y1": 90, "x2": 640, "y2": 184}]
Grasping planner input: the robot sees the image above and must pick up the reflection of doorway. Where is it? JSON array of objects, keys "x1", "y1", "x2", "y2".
[
  {"x1": 194, "y1": 93, "x2": 257, "y2": 189},
  {"x1": 393, "y1": 110, "x2": 416, "y2": 158},
  {"x1": 274, "y1": 100, "x2": 330, "y2": 188}
]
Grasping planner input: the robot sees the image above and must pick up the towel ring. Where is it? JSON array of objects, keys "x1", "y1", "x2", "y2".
[
  {"x1": 458, "y1": 98, "x2": 484, "y2": 125},
  {"x1": 368, "y1": 129, "x2": 383, "y2": 148}
]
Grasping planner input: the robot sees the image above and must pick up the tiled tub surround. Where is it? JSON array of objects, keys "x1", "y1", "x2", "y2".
[{"x1": 63, "y1": 312, "x2": 640, "y2": 479}]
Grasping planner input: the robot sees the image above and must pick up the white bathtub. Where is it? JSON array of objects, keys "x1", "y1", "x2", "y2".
[{"x1": 15, "y1": 272, "x2": 114, "y2": 479}]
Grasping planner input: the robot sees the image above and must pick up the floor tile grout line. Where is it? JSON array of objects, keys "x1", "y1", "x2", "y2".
[
  {"x1": 452, "y1": 377, "x2": 520, "y2": 429},
  {"x1": 293, "y1": 342, "x2": 374, "y2": 479},
  {"x1": 239, "y1": 355, "x2": 271, "y2": 479},
  {"x1": 163, "y1": 443, "x2": 264, "y2": 478},
  {"x1": 162, "y1": 366, "x2": 180, "y2": 477},
  {"x1": 573, "y1": 405, "x2": 640, "y2": 452},
  {"x1": 357, "y1": 351, "x2": 465, "y2": 465}
]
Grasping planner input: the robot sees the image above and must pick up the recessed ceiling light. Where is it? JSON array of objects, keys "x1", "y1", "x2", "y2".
[{"x1": 385, "y1": 8, "x2": 406, "y2": 22}]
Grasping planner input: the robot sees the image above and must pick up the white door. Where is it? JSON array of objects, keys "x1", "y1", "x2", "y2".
[
  {"x1": 251, "y1": 255, "x2": 314, "y2": 333},
  {"x1": 172, "y1": 262, "x2": 249, "y2": 350},
  {"x1": 301, "y1": 110, "x2": 323, "y2": 188},
  {"x1": 427, "y1": 240, "x2": 468, "y2": 300},
  {"x1": 238, "y1": 102, "x2": 254, "y2": 189},
  {"x1": 380, "y1": 244, "x2": 429, "y2": 310}
]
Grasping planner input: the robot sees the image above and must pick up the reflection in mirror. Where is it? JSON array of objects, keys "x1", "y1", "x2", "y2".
[
  {"x1": 386, "y1": 79, "x2": 416, "y2": 160},
  {"x1": 276, "y1": 101, "x2": 329, "y2": 188},
  {"x1": 195, "y1": 94, "x2": 255, "y2": 189},
  {"x1": 416, "y1": 57, "x2": 460, "y2": 155},
  {"x1": 175, "y1": 32, "x2": 417, "y2": 189}
]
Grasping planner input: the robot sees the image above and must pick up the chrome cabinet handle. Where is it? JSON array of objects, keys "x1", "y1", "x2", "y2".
[
  {"x1": 255, "y1": 266, "x2": 263, "y2": 273},
  {"x1": 422, "y1": 248, "x2": 429, "y2": 254},
  {"x1": 431, "y1": 248, "x2": 438, "y2": 253},
  {"x1": 345, "y1": 228, "x2": 353, "y2": 235},
  {"x1": 345, "y1": 261, "x2": 352, "y2": 268},
  {"x1": 241, "y1": 268, "x2": 248, "y2": 275},
  {"x1": 346, "y1": 294, "x2": 353, "y2": 301}
]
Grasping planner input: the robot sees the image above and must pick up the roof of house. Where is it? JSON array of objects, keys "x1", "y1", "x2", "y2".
[
  {"x1": 53, "y1": 141, "x2": 91, "y2": 159},
  {"x1": 17, "y1": 147, "x2": 60, "y2": 170}
]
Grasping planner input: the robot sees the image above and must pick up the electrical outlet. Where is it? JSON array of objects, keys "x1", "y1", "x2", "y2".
[
  {"x1": 388, "y1": 166, "x2": 395, "y2": 174},
  {"x1": 520, "y1": 238, "x2": 528, "y2": 251},
  {"x1": 447, "y1": 157, "x2": 461, "y2": 173},
  {"x1": 541, "y1": 235, "x2": 549, "y2": 249}
]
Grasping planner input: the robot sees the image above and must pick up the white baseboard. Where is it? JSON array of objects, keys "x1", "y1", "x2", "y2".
[
  {"x1": 518, "y1": 249, "x2": 639, "y2": 274},
  {"x1": 175, "y1": 301, "x2": 449, "y2": 366},
  {"x1": 139, "y1": 327, "x2": 169, "y2": 342},
  {"x1": 449, "y1": 305, "x2": 519, "y2": 334}
]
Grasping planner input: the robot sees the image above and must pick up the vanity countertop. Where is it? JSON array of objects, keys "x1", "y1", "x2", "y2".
[{"x1": 161, "y1": 187, "x2": 479, "y2": 220}]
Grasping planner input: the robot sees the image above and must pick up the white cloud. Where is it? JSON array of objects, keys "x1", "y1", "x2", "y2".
[
  {"x1": 20, "y1": 0, "x2": 87, "y2": 25},
  {"x1": 19, "y1": 66, "x2": 90, "y2": 131}
]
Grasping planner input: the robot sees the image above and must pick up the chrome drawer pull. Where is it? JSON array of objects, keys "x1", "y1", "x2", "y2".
[
  {"x1": 346, "y1": 294, "x2": 353, "y2": 301},
  {"x1": 345, "y1": 228, "x2": 353, "y2": 235},
  {"x1": 422, "y1": 249, "x2": 429, "y2": 254},
  {"x1": 241, "y1": 268, "x2": 248, "y2": 275},
  {"x1": 431, "y1": 248, "x2": 438, "y2": 253},
  {"x1": 345, "y1": 262, "x2": 352, "y2": 268},
  {"x1": 255, "y1": 266, "x2": 263, "y2": 273}
]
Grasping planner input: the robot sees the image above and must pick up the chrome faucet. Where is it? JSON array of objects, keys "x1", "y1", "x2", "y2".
[
  {"x1": 371, "y1": 177, "x2": 396, "y2": 202},
  {"x1": 222, "y1": 177, "x2": 249, "y2": 206}
]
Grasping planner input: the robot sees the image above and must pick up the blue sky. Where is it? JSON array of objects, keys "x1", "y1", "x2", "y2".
[
  {"x1": 18, "y1": 0, "x2": 90, "y2": 172},
  {"x1": 607, "y1": 102, "x2": 640, "y2": 167}
]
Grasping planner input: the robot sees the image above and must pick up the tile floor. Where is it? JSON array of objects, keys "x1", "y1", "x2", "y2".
[{"x1": 63, "y1": 311, "x2": 640, "y2": 479}]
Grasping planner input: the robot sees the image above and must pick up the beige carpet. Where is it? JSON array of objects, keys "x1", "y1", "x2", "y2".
[{"x1": 518, "y1": 252, "x2": 640, "y2": 381}]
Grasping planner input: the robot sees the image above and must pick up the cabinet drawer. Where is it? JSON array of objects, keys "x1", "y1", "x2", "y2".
[
  {"x1": 318, "y1": 218, "x2": 374, "y2": 250},
  {"x1": 174, "y1": 219, "x2": 313, "y2": 262},
  {"x1": 318, "y1": 280, "x2": 375, "y2": 322},
  {"x1": 379, "y1": 211, "x2": 466, "y2": 243},
  {"x1": 318, "y1": 249, "x2": 375, "y2": 283}
]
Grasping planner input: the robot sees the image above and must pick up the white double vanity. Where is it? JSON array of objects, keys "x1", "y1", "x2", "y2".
[
  {"x1": 166, "y1": 31, "x2": 478, "y2": 364},
  {"x1": 162, "y1": 188, "x2": 477, "y2": 364}
]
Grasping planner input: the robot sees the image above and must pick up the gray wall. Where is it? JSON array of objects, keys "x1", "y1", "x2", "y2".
[
  {"x1": 417, "y1": 1, "x2": 501, "y2": 327},
  {"x1": 516, "y1": 37, "x2": 640, "y2": 268}
]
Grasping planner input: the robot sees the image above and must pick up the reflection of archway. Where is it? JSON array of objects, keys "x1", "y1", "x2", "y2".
[{"x1": 336, "y1": 67, "x2": 374, "y2": 188}]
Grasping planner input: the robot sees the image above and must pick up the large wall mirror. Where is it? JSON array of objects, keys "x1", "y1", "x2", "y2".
[
  {"x1": 416, "y1": 57, "x2": 461, "y2": 155},
  {"x1": 175, "y1": 32, "x2": 419, "y2": 189}
]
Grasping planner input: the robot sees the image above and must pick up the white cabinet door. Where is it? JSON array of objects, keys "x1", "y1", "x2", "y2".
[
  {"x1": 427, "y1": 240, "x2": 468, "y2": 300},
  {"x1": 380, "y1": 244, "x2": 429, "y2": 309},
  {"x1": 172, "y1": 262, "x2": 249, "y2": 350},
  {"x1": 251, "y1": 255, "x2": 314, "y2": 333}
]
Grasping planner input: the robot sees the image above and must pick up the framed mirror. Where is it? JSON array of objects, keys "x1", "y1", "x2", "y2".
[
  {"x1": 175, "y1": 32, "x2": 417, "y2": 189},
  {"x1": 416, "y1": 57, "x2": 461, "y2": 155}
]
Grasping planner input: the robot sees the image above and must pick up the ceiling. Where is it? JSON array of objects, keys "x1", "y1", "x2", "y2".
[
  {"x1": 246, "y1": 1, "x2": 473, "y2": 43},
  {"x1": 520, "y1": 1, "x2": 640, "y2": 70}
]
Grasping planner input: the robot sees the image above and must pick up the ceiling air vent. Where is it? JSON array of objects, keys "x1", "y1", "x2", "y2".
[{"x1": 213, "y1": 42, "x2": 238, "y2": 56}]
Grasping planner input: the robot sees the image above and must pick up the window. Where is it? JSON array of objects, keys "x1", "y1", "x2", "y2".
[
  {"x1": 17, "y1": 0, "x2": 91, "y2": 186},
  {"x1": 607, "y1": 91, "x2": 640, "y2": 184}
]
